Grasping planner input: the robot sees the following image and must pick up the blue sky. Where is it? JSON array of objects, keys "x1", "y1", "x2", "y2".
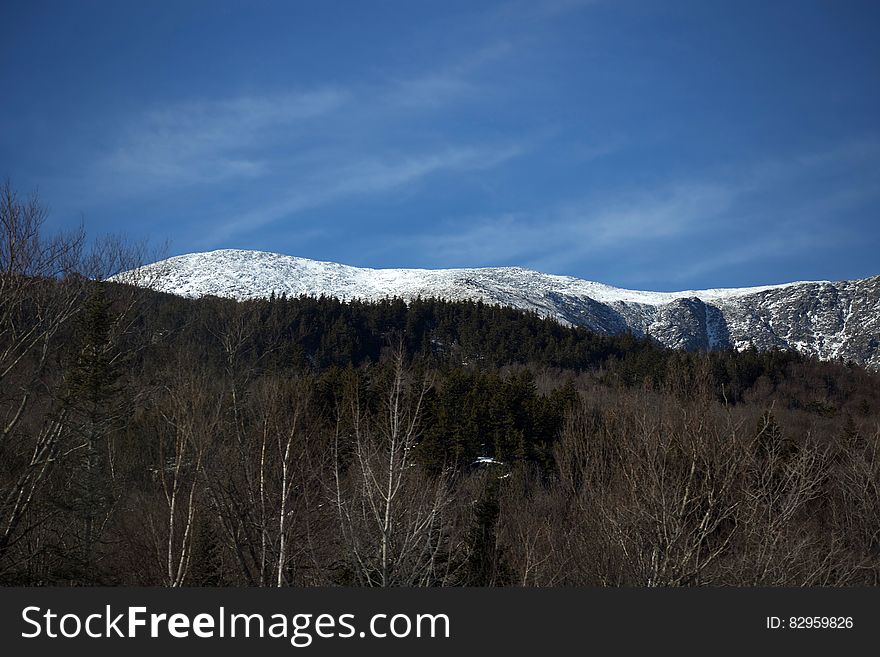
[{"x1": 2, "y1": 0, "x2": 879, "y2": 290}]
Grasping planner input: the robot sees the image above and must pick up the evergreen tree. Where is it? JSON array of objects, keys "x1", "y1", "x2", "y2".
[
  {"x1": 463, "y1": 477, "x2": 511, "y2": 586},
  {"x1": 62, "y1": 281, "x2": 121, "y2": 582}
]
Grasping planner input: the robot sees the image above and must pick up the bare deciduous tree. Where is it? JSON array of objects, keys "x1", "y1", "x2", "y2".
[
  {"x1": 0, "y1": 180, "x2": 83, "y2": 574},
  {"x1": 334, "y1": 351, "x2": 453, "y2": 586},
  {"x1": 147, "y1": 366, "x2": 218, "y2": 586}
]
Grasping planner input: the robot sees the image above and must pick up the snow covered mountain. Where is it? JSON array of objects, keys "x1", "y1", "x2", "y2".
[{"x1": 119, "y1": 249, "x2": 880, "y2": 368}]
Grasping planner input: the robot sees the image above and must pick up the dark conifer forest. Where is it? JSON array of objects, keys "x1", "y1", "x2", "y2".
[{"x1": 2, "y1": 183, "x2": 879, "y2": 586}]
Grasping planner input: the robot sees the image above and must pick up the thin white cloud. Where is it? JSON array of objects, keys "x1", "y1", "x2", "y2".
[
  {"x1": 206, "y1": 143, "x2": 524, "y2": 245},
  {"x1": 94, "y1": 89, "x2": 350, "y2": 194},
  {"x1": 394, "y1": 181, "x2": 733, "y2": 270},
  {"x1": 571, "y1": 183, "x2": 734, "y2": 245},
  {"x1": 382, "y1": 73, "x2": 478, "y2": 111},
  {"x1": 363, "y1": 41, "x2": 514, "y2": 115},
  {"x1": 381, "y1": 140, "x2": 880, "y2": 281},
  {"x1": 668, "y1": 234, "x2": 822, "y2": 282},
  {"x1": 87, "y1": 37, "x2": 521, "y2": 202},
  {"x1": 77, "y1": 38, "x2": 527, "y2": 237}
]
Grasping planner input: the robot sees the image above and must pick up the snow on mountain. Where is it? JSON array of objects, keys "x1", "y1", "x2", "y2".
[{"x1": 116, "y1": 249, "x2": 880, "y2": 368}]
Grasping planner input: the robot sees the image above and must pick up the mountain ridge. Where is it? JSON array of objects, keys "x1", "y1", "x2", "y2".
[{"x1": 117, "y1": 249, "x2": 880, "y2": 368}]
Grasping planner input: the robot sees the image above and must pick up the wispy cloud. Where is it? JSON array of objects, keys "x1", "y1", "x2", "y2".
[
  {"x1": 94, "y1": 89, "x2": 350, "y2": 194},
  {"x1": 380, "y1": 139, "x2": 880, "y2": 285},
  {"x1": 667, "y1": 232, "x2": 831, "y2": 283},
  {"x1": 390, "y1": 181, "x2": 734, "y2": 270},
  {"x1": 566, "y1": 182, "x2": 734, "y2": 245},
  {"x1": 78, "y1": 38, "x2": 530, "y2": 246},
  {"x1": 207, "y1": 143, "x2": 524, "y2": 244},
  {"x1": 86, "y1": 33, "x2": 524, "y2": 202}
]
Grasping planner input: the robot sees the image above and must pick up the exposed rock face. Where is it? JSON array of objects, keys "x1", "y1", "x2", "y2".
[{"x1": 119, "y1": 250, "x2": 880, "y2": 368}]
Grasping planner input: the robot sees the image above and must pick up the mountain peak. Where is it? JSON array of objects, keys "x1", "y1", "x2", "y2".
[{"x1": 118, "y1": 250, "x2": 880, "y2": 368}]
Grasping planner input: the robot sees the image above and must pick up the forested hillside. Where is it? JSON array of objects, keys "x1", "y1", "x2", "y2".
[{"x1": 2, "y1": 184, "x2": 879, "y2": 586}]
